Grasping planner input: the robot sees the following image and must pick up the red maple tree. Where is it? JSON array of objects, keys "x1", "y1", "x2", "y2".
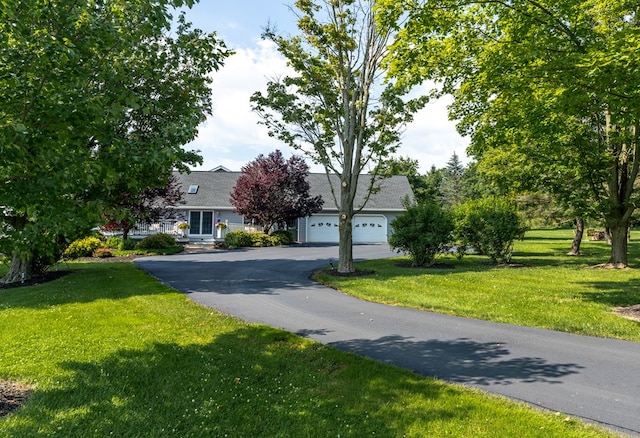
[{"x1": 231, "y1": 150, "x2": 323, "y2": 233}]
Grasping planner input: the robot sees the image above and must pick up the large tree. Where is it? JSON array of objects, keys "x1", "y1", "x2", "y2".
[
  {"x1": 0, "y1": 0, "x2": 231, "y2": 284},
  {"x1": 230, "y1": 150, "x2": 323, "y2": 234},
  {"x1": 251, "y1": 0, "x2": 424, "y2": 272},
  {"x1": 381, "y1": 0, "x2": 640, "y2": 267}
]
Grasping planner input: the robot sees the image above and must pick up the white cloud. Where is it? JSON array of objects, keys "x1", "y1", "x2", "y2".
[{"x1": 187, "y1": 42, "x2": 469, "y2": 174}]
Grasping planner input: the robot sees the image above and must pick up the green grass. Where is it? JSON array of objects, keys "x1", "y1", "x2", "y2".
[
  {"x1": 0, "y1": 262, "x2": 616, "y2": 437},
  {"x1": 315, "y1": 229, "x2": 640, "y2": 341}
]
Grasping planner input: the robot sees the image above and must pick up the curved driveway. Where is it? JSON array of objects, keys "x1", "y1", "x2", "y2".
[{"x1": 135, "y1": 244, "x2": 640, "y2": 436}]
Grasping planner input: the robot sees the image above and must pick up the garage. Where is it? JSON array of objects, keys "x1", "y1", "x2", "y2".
[{"x1": 307, "y1": 214, "x2": 387, "y2": 243}]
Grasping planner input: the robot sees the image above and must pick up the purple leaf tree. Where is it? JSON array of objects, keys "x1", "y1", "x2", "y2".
[{"x1": 231, "y1": 150, "x2": 323, "y2": 233}]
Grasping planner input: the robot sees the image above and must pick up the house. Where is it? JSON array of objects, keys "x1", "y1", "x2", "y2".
[{"x1": 149, "y1": 169, "x2": 414, "y2": 244}]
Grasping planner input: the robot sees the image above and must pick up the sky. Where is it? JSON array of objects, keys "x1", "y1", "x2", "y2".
[{"x1": 176, "y1": 1, "x2": 469, "y2": 174}]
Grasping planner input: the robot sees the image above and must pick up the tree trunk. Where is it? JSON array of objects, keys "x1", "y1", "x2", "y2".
[
  {"x1": 0, "y1": 252, "x2": 32, "y2": 285},
  {"x1": 567, "y1": 217, "x2": 584, "y2": 255},
  {"x1": 337, "y1": 176, "x2": 356, "y2": 273},
  {"x1": 338, "y1": 213, "x2": 354, "y2": 273},
  {"x1": 608, "y1": 222, "x2": 629, "y2": 267}
]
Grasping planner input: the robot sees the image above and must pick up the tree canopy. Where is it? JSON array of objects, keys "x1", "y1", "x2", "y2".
[
  {"x1": 0, "y1": 0, "x2": 231, "y2": 283},
  {"x1": 230, "y1": 150, "x2": 323, "y2": 233},
  {"x1": 381, "y1": 0, "x2": 640, "y2": 266},
  {"x1": 251, "y1": 0, "x2": 425, "y2": 272}
]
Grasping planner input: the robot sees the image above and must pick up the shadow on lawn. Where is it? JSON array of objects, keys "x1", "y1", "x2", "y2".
[
  {"x1": 0, "y1": 263, "x2": 170, "y2": 309},
  {"x1": 1, "y1": 327, "x2": 477, "y2": 437},
  {"x1": 578, "y1": 278, "x2": 640, "y2": 307}
]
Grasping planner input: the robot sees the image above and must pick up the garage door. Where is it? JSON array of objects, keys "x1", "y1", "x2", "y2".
[
  {"x1": 307, "y1": 215, "x2": 386, "y2": 243},
  {"x1": 353, "y1": 215, "x2": 387, "y2": 243}
]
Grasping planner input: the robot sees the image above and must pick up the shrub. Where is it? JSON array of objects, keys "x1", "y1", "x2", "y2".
[
  {"x1": 389, "y1": 201, "x2": 455, "y2": 267},
  {"x1": 93, "y1": 248, "x2": 113, "y2": 258},
  {"x1": 64, "y1": 237, "x2": 103, "y2": 259},
  {"x1": 270, "y1": 229, "x2": 294, "y2": 245},
  {"x1": 120, "y1": 238, "x2": 137, "y2": 250},
  {"x1": 104, "y1": 236, "x2": 122, "y2": 249},
  {"x1": 250, "y1": 232, "x2": 273, "y2": 247},
  {"x1": 137, "y1": 233, "x2": 176, "y2": 250},
  {"x1": 455, "y1": 196, "x2": 527, "y2": 263},
  {"x1": 224, "y1": 230, "x2": 254, "y2": 249}
]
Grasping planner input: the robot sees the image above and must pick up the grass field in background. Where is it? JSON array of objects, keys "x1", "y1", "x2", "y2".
[{"x1": 0, "y1": 259, "x2": 617, "y2": 437}]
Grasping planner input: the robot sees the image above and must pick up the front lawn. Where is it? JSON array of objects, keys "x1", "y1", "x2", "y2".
[
  {"x1": 0, "y1": 262, "x2": 614, "y2": 437},
  {"x1": 315, "y1": 229, "x2": 640, "y2": 341}
]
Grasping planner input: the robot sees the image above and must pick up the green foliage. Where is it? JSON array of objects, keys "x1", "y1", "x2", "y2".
[
  {"x1": 104, "y1": 236, "x2": 122, "y2": 249},
  {"x1": 270, "y1": 229, "x2": 294, "y2": 245},
  {"x1": 224, "y1": 230, "x2": 294, "y2": 248},
  {"x1": 389, "y1": 201, "x2": 454, "y2": 267},
  {"x1": 120, "y1": 238, "x2": 138, "y2": 251},
  {"x1": 455, "y1": 197, "x2": 527, "y2": 263},
  {"x1": 136, "y1": 233, "x2": 176, "y2": 250},
  {"x1": 248, "y1": 232, "x2": 272, "y2": 247},
  {"x1": 383, "y1": 0, "x2": 640, "y2": 265},
  {"x1": 64, "y1": 237, "x2": 103, "y2": 259},
  {"x1": 224, "y1": 230, "x2": 254, "y2": 249},
  {"x1": 0, "y1": 0, "x2": 231, "y2": 283},
  {"x1": 250, "y1": 0, "x2": 428, "y2": 272}
]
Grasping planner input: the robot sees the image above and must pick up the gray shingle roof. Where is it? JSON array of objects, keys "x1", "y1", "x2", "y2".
[{"x1": 173, "y1": 171, "x2": 414, "y2": 211}]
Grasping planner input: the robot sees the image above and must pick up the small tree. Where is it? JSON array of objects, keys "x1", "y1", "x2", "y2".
[
  {"x1": 455, "y1": 197, "x2": 527, "y2": 263},
  {"x1": 230, "y1": 150, "x2": 323, "y2": 233},
  {"x1": 102, "y1": 174, "x2": 184, "y2": 240},
  {"x1": 389, "y1": 201, "x2": 454, "y2": 267}
]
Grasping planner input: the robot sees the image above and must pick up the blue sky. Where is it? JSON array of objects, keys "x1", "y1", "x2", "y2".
[{"x1": 177, "y1": 1, "x2": 468, "y2": 173}]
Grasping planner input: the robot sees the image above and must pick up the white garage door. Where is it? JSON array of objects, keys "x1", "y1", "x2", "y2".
[
  {"x1": 307, "y1": 215, "x2": 386, "y2": 243},
  {"x1": 353, "y1": 215, "x2": 387, "y2": 243}
]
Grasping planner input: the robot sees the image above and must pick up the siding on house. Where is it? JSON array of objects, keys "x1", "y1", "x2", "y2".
[{"x1": 171, "y1": 170, "x2": 414, "y2": 243}]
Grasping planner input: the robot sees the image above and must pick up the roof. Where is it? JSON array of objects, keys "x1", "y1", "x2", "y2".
[{"x1": 172, "y1": 170, "x2": 414, "y2": 211}]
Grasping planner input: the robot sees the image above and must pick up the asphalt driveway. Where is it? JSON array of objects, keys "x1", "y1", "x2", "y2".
[{"x1": 135, "y1": 244, "x2": 640, "y2": 436}]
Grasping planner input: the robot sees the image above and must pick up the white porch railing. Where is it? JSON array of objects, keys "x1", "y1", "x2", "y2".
[{"x1": 103, "y1": 221, "x2": 265, "y2": 240}]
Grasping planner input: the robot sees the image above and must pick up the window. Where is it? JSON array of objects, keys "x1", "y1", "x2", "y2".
[
  {"x1": 189, "y1": 211, "x2": 213, "y2": 234},
  {"x1": 188, "y1": 185, "x2": 199, "y2": 194}
]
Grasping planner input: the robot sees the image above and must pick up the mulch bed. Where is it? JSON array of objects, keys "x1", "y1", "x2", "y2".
[
  {"x1": 614, "y1": 305, "x2": 640, "y2": 322},
  {"x1": 0, "y1": 270, "x2": 71, "y2": 290},
  {"x1": 0, "y1": 380, "x2": 31, "y2": 418},
  {"x1": 322, "y1": 269, "x2": 375, "y2": 277}
]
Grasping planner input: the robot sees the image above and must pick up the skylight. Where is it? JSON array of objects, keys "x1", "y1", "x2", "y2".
[{"x1": 188, "y1": 184, "x2": 199, "y2": 194}]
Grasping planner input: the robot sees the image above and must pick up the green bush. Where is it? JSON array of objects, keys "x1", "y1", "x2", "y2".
[
  {"x1": 136, "y1": 233, "x2": 176, "y2": 250},
  {"x1": 104, "y1": 236, "x2": 122, "y2": 249},
  {"x1": 120, "y1": 238, "x2": 137, "y2": 250},
  {"x1": 250, "y1": 232, "x2": 273, "y2": 247},
  {"x1": 455, "y1": 196, "x2": 527, "y2": 263},
  {"x1": 224, "y1": 230, "x2": 254, "y2": 249},
  {"x1": 389, "y1": 201, "x2": 455, "y2": 267},
  {"x1": 64, "y1": 237, "x2": 103, "y2": 259},
  {"x1": 270, "y1": 229, "x2": 294, "y2": 245}
]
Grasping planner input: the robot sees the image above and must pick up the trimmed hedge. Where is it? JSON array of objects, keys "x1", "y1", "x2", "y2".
[
  {"x1": 136, "y1": 233, "x2": 176, "y2": 250},
  {"x1": 225, "y1": 230, "x2": 295, "y2": 249}
]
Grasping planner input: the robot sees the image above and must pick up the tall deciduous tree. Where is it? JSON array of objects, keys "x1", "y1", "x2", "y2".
[
  {"x1": 381, "y1": 0, "x2": 640, "y2": 267},
  {"x1": 251, "y1": 0, "x2": 424, "y2": 273},
  {"x1": 0, "y1": 0, "x2": 231, "y2": 284},
  {"x1": 230, "y1": 150, "x2": 323, "y2": 233}
]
